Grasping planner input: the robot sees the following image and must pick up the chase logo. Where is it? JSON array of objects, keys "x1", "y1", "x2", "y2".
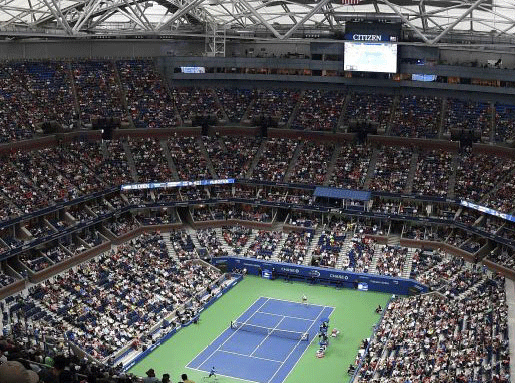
[
  {"x1": 281, "y1": 267, "x2": 300, "y2": 273},
  {"x1": 309, "y1": 270, "x2": 321, "y2": 277}
]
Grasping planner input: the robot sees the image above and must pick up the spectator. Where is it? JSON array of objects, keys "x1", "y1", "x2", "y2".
[
  {"x1": 291, "y1": 90, "x2": 345, "y2": 131},
  {"x1": 118, "y1": 60, "x2": 179, "y2": 129},
  {"x1": 411, "y1": 149, "x2": 452, "y2": 197},
  {"x1": 329, "y1": 143, "x2": 372, "y2": 190},
  {"x1": 180, "y1": 373, "x2": 195, "y2": 383},
  {"x1": 252, "y1": 138, "x2": 299, "y2": 182},
  {"x1": 247, "y1": 89, "x2": 301, "y2": 126},
  {"x1": 288, "y1": 141, "x2": 333, "y2": 184},
  {"x1": 216, "y1": 88, "x2": 256, "y2": 123},
  {"x1": 369, "y1": 146, "x2": 412, "y2": 193},
  {"x1": 343, "y1": 92, "x2": 393, "y2": 131},
  {"x1": 0, "y1": 360, "x2": 39, "y2": 383},
  {"x1": 144, "y1": 369, "x2": 159, "y2": 383},
  {"x1": 390, "y1": 95, "x2": 442, "y2": 138}
]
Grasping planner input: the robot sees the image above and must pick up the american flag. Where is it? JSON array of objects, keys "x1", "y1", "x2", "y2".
[{"x1": 342, "y1": 0, "x2": 360, "y2": 4}]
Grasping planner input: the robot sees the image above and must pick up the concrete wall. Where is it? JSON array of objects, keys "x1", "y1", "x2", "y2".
[
  {"x1": 440, "y1": 47, "x2": 515, "y2": 69},
  {"x1": 0, "y1": 39, "x2": 205, "y2": 60}
]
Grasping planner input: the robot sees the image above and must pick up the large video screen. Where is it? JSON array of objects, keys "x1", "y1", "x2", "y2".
[{"x1": 344, "y1": 42, "x2": 397, "y2": 73}]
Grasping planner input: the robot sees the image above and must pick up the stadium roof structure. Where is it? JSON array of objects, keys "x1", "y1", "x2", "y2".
[{"x1": 0, "y1": 0, "x2": 515, "y2": 46}]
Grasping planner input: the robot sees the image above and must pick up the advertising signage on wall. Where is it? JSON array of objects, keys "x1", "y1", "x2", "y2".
[
  {"x1": 120, "y1": 178, "x2": 235, "y2": 191},
  {"x1": 344, "y1": 33, "x2": 397, "y2": 42},
  {"x1": 461, "y1": 200, "x2": 515, "y2": 223},
  {"x1": 213, "y1": 257, "x2": 428, "y2": 296}
]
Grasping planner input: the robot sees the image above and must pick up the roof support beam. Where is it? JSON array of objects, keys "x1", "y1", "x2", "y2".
[
  {"x1": 381, "y1": 0, "x2": 430, "y2": 44},
  {"x1": 157, "y1": 0, "x2": 206, "y2": 31},
  {"x1": 121, "y1": 0, "x2": 154, "y2": 30},
  {"x1": 430, "y1": 0, "x2": 486, "y2": 44},
  {"x1": 281, "y1": 0, "x2": 330, "y2": 40},
  {"x1": 27, "y1": 0, "x2": 36, "y2": 23},
  {"x1": 419, "y1": 0, "x2": 428, "y2": 32},
  {"x1": 238, "y1": 0, "x2": 281, "y2": 39},
  {"x1": 41, "y1": 0, "x2": 74, "y2": 34},
  {"x1": 87, "y1": 9, "x2": 117, "y2": 29},
  {"x1": 372, "y1": 0, "x2": 379, "y2": 13},
  {"x1": 117, "y1": 7, "x2": 147, "y2": 29},
  {"x1": 281, "y1": 3, "x2": 297, "y2": 26},
  {"x1": 218, "y1": 3, "x2": 246, "y2": 28},
  {"x1": 72, "y1": 0, "x2": 102, "y2": 32}
]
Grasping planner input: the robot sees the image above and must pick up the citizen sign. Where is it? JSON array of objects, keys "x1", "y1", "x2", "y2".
[{"x1": 353, "y1": 34, "x2": 382, "y2": 41}]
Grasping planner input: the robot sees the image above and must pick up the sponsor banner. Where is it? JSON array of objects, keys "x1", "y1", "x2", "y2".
[
  {"x1": 344, "y1": 33, "x2": 396, "y2": 42},
  {"x1": 120, "y1": 178, "x2": 235, "y2": 191},
  {"x1": 216, "y1": 257, "x2": 428, "y2": 295},
  {"x1": 461, "y1": 200, "x2": 515, "y2": 223}
]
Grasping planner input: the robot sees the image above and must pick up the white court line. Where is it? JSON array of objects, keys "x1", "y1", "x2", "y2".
[
  {"x1": 187, "y1": 296, "x2": 264, "y2": 368},
  {"x1": 256, "y1": 310, "x2": 315, "y2": 322},
  {"x1": 250, "y1": 316, "x2": 285, "y2": 357},
  {"x1": 198, "y1": 297, "x2": 271, "y2": 371},
  {"x1": 186, "y1": 366, "x2": 261, "y2": 383},
  {"x1": 280, "y1": 306, "x2": 335, "y2": 383},
  {"x1": 266, "y1": 305, "x2": 330, "y2": 383},
  {"x1": 265, "y1": 296, "x2": 335, "y2": 309},
  {"x1": 219, "y1": 349, "x2": 283, "y2": 364}
]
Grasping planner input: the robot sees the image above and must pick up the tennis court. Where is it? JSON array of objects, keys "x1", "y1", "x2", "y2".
[
  {"x1": 128, "y1": 276, "x2": 390, "y2": 383},
  {"x1": 187, "y1": 297, "x2": 334, "y2": 383}
]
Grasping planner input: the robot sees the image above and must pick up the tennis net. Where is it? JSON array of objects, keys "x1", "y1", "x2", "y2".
[{"x1": 230, "y1": 321, "x2": 309, "y2": 341}]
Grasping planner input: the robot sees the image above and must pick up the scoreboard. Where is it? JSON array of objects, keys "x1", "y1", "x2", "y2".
[{"x1": 343, "y1": 21, "x2": 401, "y2": 74}]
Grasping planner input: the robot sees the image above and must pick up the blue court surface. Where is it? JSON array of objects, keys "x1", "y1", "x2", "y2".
[{"x1": 187, "y1": 297, "x2": 334, "y2": 383}]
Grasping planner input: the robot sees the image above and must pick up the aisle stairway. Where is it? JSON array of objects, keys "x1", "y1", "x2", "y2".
[
  {"x1": 111, "y1": 60, "x2": 133, "y2": 128},
  {"x1": 336, "y1": 93, "x2": 351, "y2": 130},
  {"x1": 246, "y1": 140, "x2": 267, "y2": 179},
  {"x1": 240, "y1": 98, "x2": 256, "y2": 124},
  {"x1": 489, "y1": 101, "x2": 496, "y2": 143},
  {"x1": 67, "y1": 62, "x2": 81, "y2": 125},
  {"x1": 162, "y1": 232, "x2": 179, "y2": 262},
  {"x1": 336, "y1": 232, "x2": 355, "y2": 269},
  {"x1": 121, "y1": 140, "x2": 139, "y2": 182},
  {"x1": 271, "y1": 234, "x2": 289, "y2": 262},
  {"x1": 197, "y1": 137, "x2": 218, "y2": 178},
  {"x1": 211, "y1": 88, "x2": 230, "y2": 123},
  {"x1": 368, "y1": 244, "x2": 383, "y2": 275},
  {"x1": 100, "y1": 141, "x2": 109, "y2": 160},
  {"x1": 285, "y1": 90, "x2": 305, "y2": 129},
  {"x1": 363, "y1": 148, "x2": 379, "y2": 189},
  {"x1": 303, "y1": 228, "x2": 323, "y2": 266},
  {"x1": 437, "y1": 98, "x2": 448, "y2": 139},
  {"x1": 185, "y1": 226, "x2": 201, "y2": 255},
  {"x1": 403, "y1": 151, "x2": 419, "y2": 194},
  {"x1": 401, "y1": 247, "x2": 416, "y2": 279},
  {"x1": 284, "y1": 142, "x2": 305, "y2": 182},
  {"x1": 160, "y1": 140, "x2": 180, "y2": 180},
  {"x1": 447, "y1": 152, "x2": 459, "y2": 199},
  {"x1": 323, "y1": 144, "x2": 342, "y2": 186}
]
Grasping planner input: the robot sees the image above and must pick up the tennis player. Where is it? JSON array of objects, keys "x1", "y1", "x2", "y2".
[{"x1": 302, "y1": 294, "x2": 308, "y2": 305}]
